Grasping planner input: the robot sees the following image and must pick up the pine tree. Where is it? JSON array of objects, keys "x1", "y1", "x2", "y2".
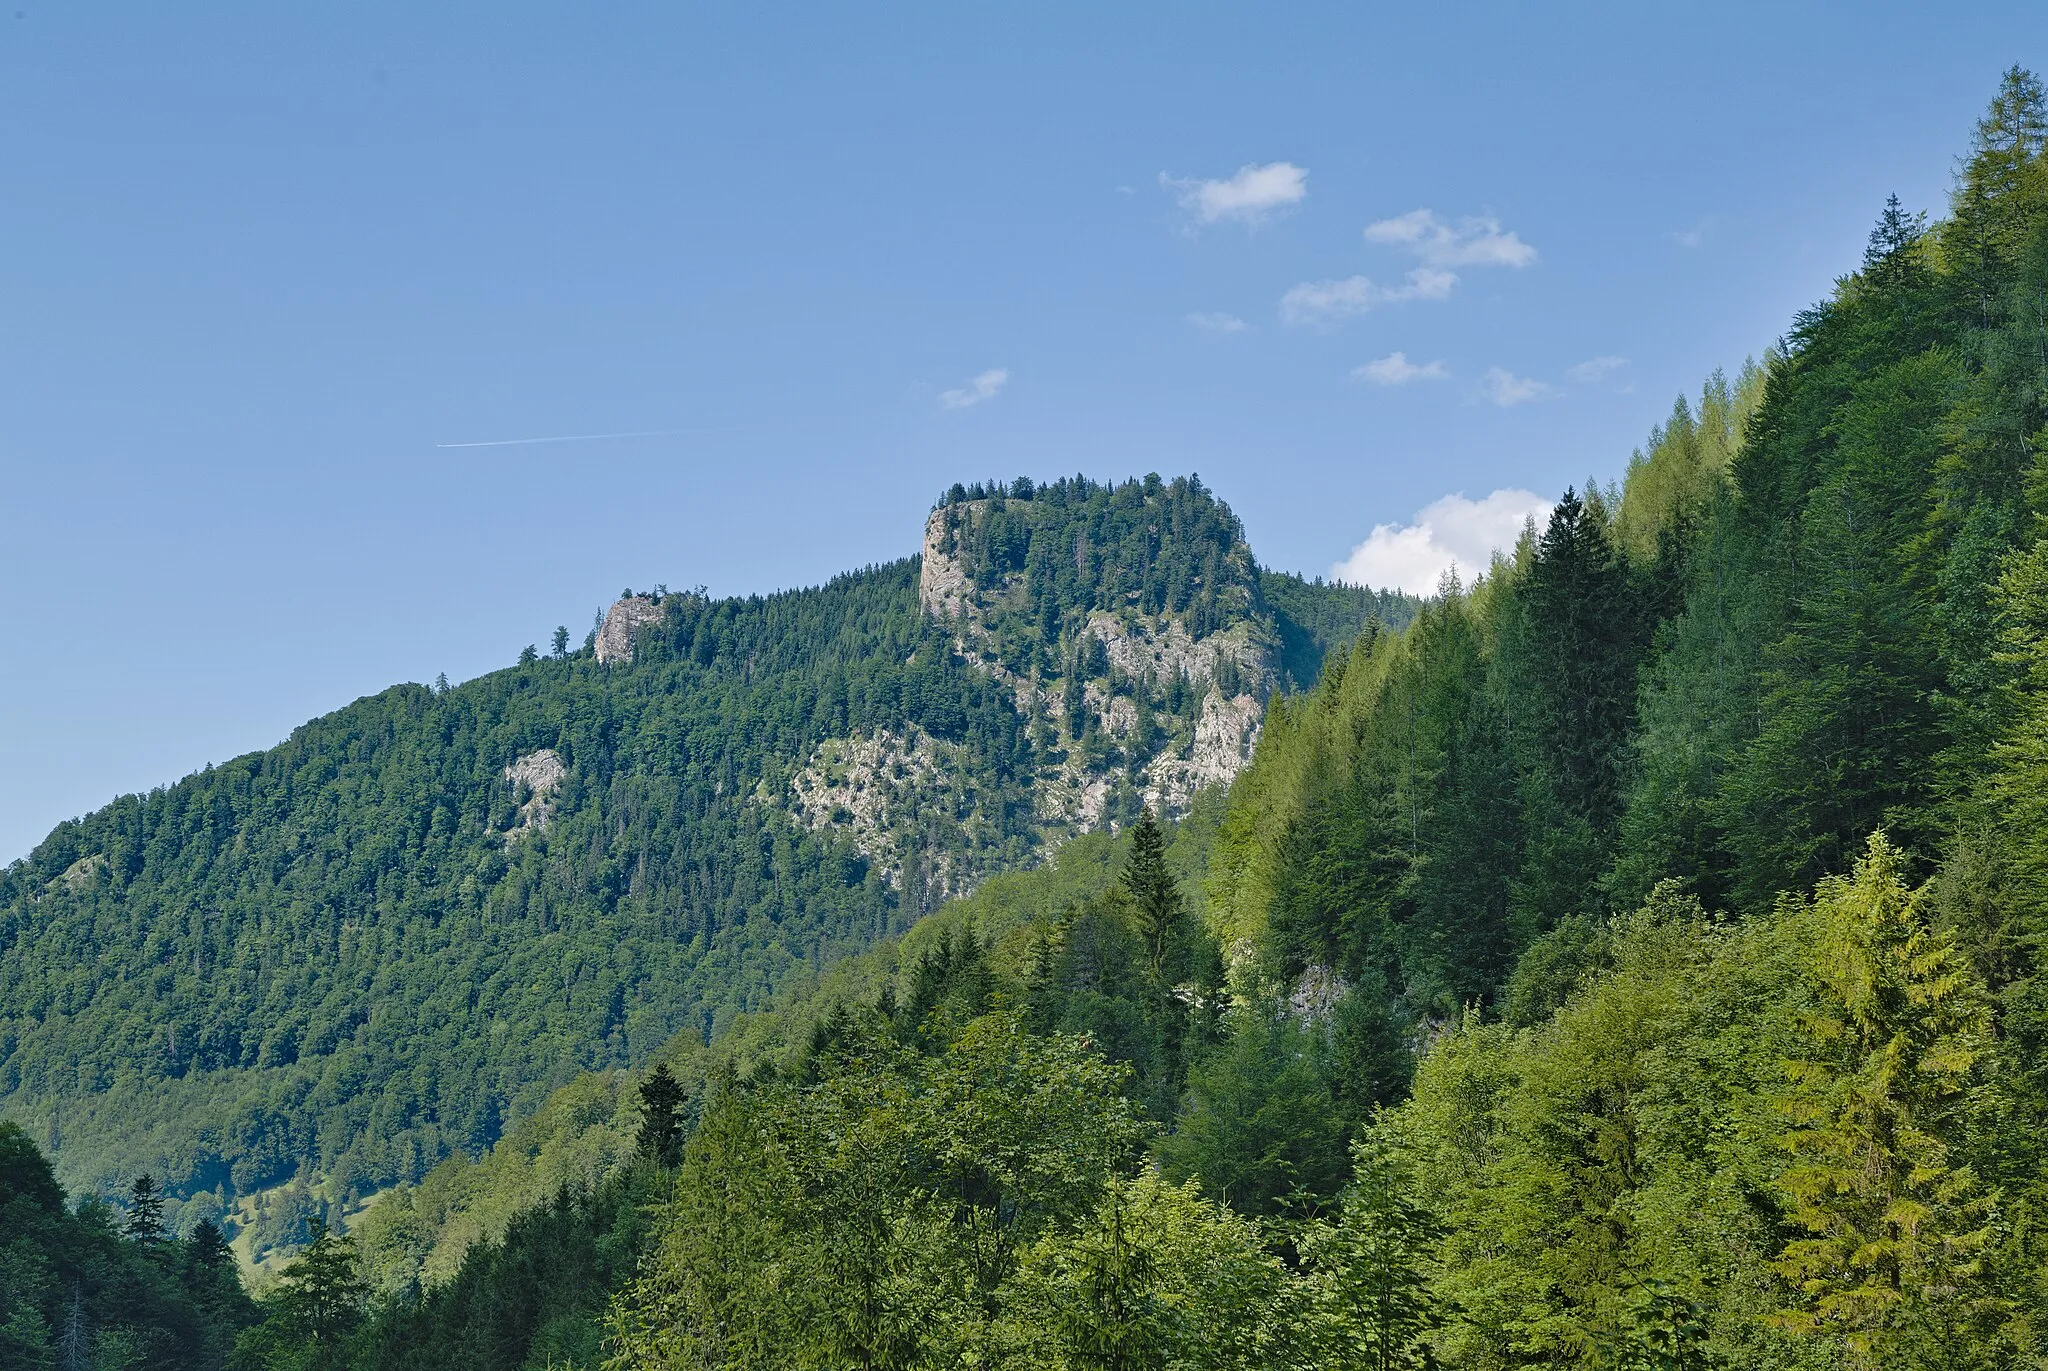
[
  {"x1": 635, "y1": 1064, "x2": 687, "y2": 1166},
  {"x1": 122, "y1": 1174, "x2": 164, "y2": 1246},
  {"x1": 183, "y1": 1219, "x2": 234, "y2": 1284},
  {"x1": 272, "y1": 1229, "x2": 369, "y2": 1345},
  {"x1": 1771, "y1": 834, "x2": 1998, "y2": 1368}
]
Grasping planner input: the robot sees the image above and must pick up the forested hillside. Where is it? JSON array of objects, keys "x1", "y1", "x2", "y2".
[
  {"x1": 8, "y1": 61, "x2": 2048, "y2": 1371},
  {"x1": 0, "y1": 474, "x2": 1398, "y2": 1257},
  {"x1": 153, "y1": 67, "x2": 2048, "y2": 1371}
]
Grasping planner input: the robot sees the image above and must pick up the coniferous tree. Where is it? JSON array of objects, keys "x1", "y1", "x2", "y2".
[
  {"x1": 1302, "y1": 1129, "x2": 1440, "y2": 1371},
  {"x1": 1771, "y1": 834, "x2": 1999, "y2": 1367},
  {"x1": 634, "y1": 1065, "x2": 687, "y2": 1166},
  {"x1": 1059, "y1": 1191, "x2": 1161, "y2": 1371},
  {"x1": 1119, "y1": 808, "x2": 1182, "y2": 977},
  {"x1": 123, "y1": 1174, "x2": 165, "y2": 1246},
  {"x1": 1946, "y1": 64, "x2": 2048, "y2": 322}
]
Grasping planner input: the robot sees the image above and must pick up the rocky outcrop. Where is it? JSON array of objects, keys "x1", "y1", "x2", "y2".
[
  {"x1": 48, "y1": 853, "x2": 106, "y2": 896},
  {"x1": 919, "y1": 508, "x2": 976, "y2": 621},
  {"x1": 1081, "y1": 611, "x2": 1276, "y2": 702},
  {"x1": 1288, "y1": 964, "x2": 1349, "y2": 1022},
  {"x1": 595, "y1": 596, "x2": 665, "y2": 666},
  {"x1": 1141, "y1": 688, "x2": 1265, "y2": 815},
  {"x1": 501, "y1": 749, "x2": 566, "y2": 839},
  {"x1": 787, "y1": 728, "x2": 981, "y2": 903},
  {"x1": 915, "y1": 499, "x2": 1281, "y2": 832}
]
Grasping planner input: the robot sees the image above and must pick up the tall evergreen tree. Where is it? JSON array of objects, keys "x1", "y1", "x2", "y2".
[
  {"x1": 1303, "y1": 1129, "x2": 1440, "y2": 1371},
  {"x1": 634, "y1": 1064, "x2": 687, "y2": 1166},
  {"x1": 1771, "y1": 835, "x2": 2000, "y2": 1368},
  {"x1": 1119, "y1": 808, "x2": 1182, "y2": 977},
  {"x1": 123, "y1": 1174, "x2": 165, "y2": 1246}
]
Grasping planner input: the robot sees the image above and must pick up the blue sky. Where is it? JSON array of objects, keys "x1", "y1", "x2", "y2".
[{"x1": 4, "y1": 3, "x2": 2044, "y2": 861}]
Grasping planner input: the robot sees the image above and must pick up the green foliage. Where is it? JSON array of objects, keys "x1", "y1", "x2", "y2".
[
  {"x1": 603, "y1": 1011, "x2": 1145, "y2": 1370},
  {"x1": 0, "y1": 1122, "x2": 254, "y2": 1371},
  {"x1": 20, "y1": 66, "x2": 2048, "y2": 1371},
  {"x1": 1158, "y1": 1003, "x2": 1347, "y2": 1218},
  {"x1": 631, "y1": 1067, "x2": 685, "y2": 1167},
  {"x1": 0, "y1": 476, "x2": 1380, "y2": 1240},
  {"x1": 233, "y1": 1231, "x2": 371, "y2": 1368},
  {"x1": 1299, "y1": 1129, "x2": 1441, "y2": 1370},
  {"x1": 1770, "y1": 835, "x2": 2000, "y2": 1366}
]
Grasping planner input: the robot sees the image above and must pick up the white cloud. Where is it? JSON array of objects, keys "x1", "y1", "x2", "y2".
[
  {"x1": 1186, "y1": 311, "x2": 1247, "y2": 333},
  {"x1": 1280, "y1": 268, "x2": 1456, "y2": 325},
  {"x1": 1480, "y1": 367, "x2": 1552, "y2": 407},
  {"x1": 1331, "y1": 489, "x2": 1552, "y2": 593},
  {"x1": 1354, "y1": 351, "x2": 1448, "y2": 385},
  {"x1": 1567, "y1": 355, "x2": 1628, "y2": 384},
  {"x1": 940, "y1": 368, "x2": 1009, "y2": 409},
  {"x1": 1364, "y1": 209, "x2": 1537, "y2": 269},
  {"x1": 1162, "y1": 161, "x2": 1308, "y2": 226}
]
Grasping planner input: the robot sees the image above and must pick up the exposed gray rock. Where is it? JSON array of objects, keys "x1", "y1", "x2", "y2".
[
  {"x1": 918, "y1": 504, "x2": 981, "y2": 620},
  {"x1": 501, "y1": 748, "x2": 567, "y2": 840},
  {"x1": 915, "y1": 499, "x2": 1281, "y2": 832},
  {"x1": 1142, "y1": 688, "x2": 1265, "y2": 815},
  {"x1": 786, "y1": 727, "x2": 981, "y2": 904},
  {"x1": 1289, "y1": 963, "x2": 1349, "y2": 1022},
  {"x1": 595, "y1": 596, "x2": 665, "y2": 666}
]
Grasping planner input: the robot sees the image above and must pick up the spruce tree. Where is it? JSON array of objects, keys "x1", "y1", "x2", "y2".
[
  {"x1": 634, "y1": 1064, "x2": 687, "y2": 1166},
  {"x1": 1771, "y1": 834, "x2": 1997, "y2": 1368},
  {"x1": 123, "y1": 1174, "x2": 164, "y2": 1246},
  {"x1": 1120, "y1": 808, "x2": 1182, "y2": 977},
  {"x1": 1947, "y1": 65, "x2": 2048, "y2": 321},
  {"x1": 1060, "y1": 1188, "x2": 1162, "y2": 1371},
  {"x1": 1303, "y1": 1129, "x2": 1440, "y2": 1371}
]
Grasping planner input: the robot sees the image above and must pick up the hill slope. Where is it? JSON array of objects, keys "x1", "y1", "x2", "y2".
[
  {"x1": 0, "y1": 474, "x2": 1408, "y2": 1244},
  {"x1": 218, "y1": 68, "x2": 2048, "y2": 1371}
]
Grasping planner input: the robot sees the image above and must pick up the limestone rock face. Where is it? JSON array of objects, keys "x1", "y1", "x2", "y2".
[
  {"x1": 595, "y1": 596, "x2": 665, "y2": 666},
  {"x1": 1141, "y1": 688, "x2": 1265, "y2": 815},
  {"x1": 501, "y1": 749, "x2": 567, "y2": 840},
  {"x1": 786, "y1": 727, "x2": 980, "y2": 908},
  {"x1": 919, "y1": 507, "x2": 974, "y2": 620},
  {"x1": 915, "y1": 496, "x2": 1282, "y2": 832}
]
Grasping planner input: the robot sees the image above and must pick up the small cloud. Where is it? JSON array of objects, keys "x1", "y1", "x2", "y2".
[
  {"x1": 1332, "y1": 488, "x2": 1552, "y2": 593},
  {"x1": 1186, "y1": 311, "x2": 1248, "y2": 333},
  {"x1": 1481, "y1": 367, "x2": 1552, "y2": 407},
  {"x1": 1354, "y1": 351, "x2": 1448, "y2": 385},
  {"x1": 1161, "y1": 161, "x2": 1308, "y2": 226},
  {"x1": 1566, "y1": 355, "x2": 1628, "y2": 384},
  {"x1": 1668, "y1": 218, "x2": 1714, "y2": 249},
  {"x1": 940, "y1": 368, "x2": 1009, "y2": 409},
  {"x1": 1280, "y1": 268, "x2": 1457, "y2": 325},
  {"x1": 1365, "y1": 209, "x2": 1537, "y2": 268}
]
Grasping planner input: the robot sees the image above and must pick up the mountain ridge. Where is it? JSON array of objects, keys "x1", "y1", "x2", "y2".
[{"x1": 0, "y1": 474, "x2": 1411, "y2": 1257}]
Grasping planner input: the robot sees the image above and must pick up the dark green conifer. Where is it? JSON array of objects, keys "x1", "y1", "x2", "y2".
[
  {"x1": 123, "y1": 1173, "x2": 165, "y2": 1246},
  {"x1": 1120, "y1": 808, "x2": 1182, "y2": 977},
  {"x1": 634, "y1": 1064, "x2": 687, "y2": 1166}
]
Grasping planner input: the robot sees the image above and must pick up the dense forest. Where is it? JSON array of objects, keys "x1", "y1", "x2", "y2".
[
  {"x1": 3, "y1": 61, "x2": 2046, "y2": 1371},
  {"x1": 0, "y1": 472, "x2": 1396, "y2": 1261}
]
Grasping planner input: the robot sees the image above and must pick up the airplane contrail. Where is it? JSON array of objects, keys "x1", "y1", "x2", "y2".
[{"x1": 435, "y1": 426, "x2": 734, "y2": 449}]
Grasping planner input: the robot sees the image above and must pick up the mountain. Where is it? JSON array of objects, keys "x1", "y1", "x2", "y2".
[
  {"x1": 9, "y1": 62, "x2": 2048, "y2": 1371},
  {"x1": 136, "y1": 66, "x2": 2045, "y2": 1371},
  {"x1": 0, "y1": 473, "x2": 1409, "y2": 1253}
]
